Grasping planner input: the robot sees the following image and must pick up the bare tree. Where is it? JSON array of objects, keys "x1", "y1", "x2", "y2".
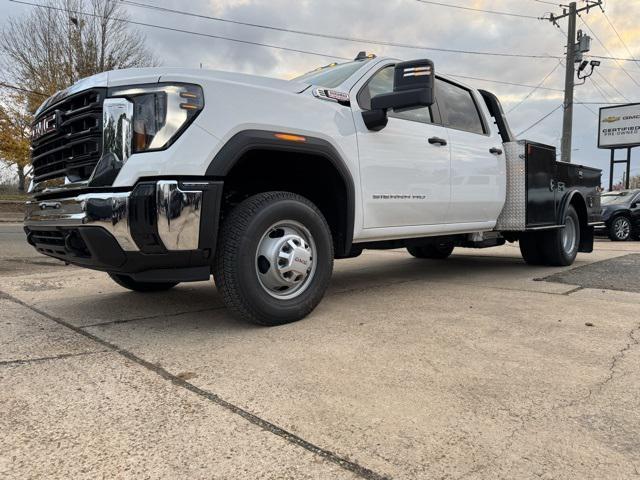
[{"x1": 0, "y1": 0, "x2": 158, "y2": 191}]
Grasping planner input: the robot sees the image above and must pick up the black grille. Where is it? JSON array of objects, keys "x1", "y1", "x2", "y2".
[
  {"x1": 26, "y1": 228, "x2": 91, "y2": 258},
  {"x1": 31, "y1": 88, "x2": 105, "y2": 184}
]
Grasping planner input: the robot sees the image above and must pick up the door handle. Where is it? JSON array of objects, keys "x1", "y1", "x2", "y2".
[
  {"x1": 490, "y1": 147, "x2": 503, "y2": 155},
  {"x1": 428, "y1": 137, "x2": 447, "y2": 146}
]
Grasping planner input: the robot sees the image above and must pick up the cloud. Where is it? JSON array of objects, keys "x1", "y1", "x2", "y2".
[{"x1": 2, "y1": 0, "x2": 639, "y2": 184}]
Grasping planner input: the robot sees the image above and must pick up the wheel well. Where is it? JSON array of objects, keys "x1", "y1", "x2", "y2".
[
  {"x1": 221, "y1": 149, "x2": 351, "y2": 256},
  {"x1": 569, "y1": 193, "x2": 592, "y2": 252}
]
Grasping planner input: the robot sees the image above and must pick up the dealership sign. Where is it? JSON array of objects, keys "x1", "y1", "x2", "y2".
[{"x1": 598, "y1": 103, "x2": 640, "y2": 149}]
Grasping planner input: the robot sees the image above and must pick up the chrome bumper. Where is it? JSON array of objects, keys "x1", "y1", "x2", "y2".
[{"x1": 24, "y1": 180, "x2": 203, "y2": 252}]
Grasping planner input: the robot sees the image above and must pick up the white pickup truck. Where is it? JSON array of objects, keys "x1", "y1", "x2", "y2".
[{"x1": 24, "y1": 53, "x2": 602, "y2": 325}]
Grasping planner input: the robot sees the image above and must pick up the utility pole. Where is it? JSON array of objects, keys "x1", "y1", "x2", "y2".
[
  {"x1": 546, "y1": 1, "x2": 603, "y2": 163},
  {"x1": 561, "y1": 2, "x2": 577, "y2": 164}
]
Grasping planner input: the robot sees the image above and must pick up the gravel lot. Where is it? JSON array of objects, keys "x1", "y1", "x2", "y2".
[{"x1": 1, "y1": 224, "x2": 639, "y2": 479}]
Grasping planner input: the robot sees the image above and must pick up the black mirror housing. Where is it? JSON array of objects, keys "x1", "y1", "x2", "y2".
[
  {"x1": 364, "y1": 59, "x2": 435, "y2": 131},
  {"x1": 361, "y1": 109, "x2": 388, "y2": 131},
  {"x1": 371, "y1": 59, "x2": 434, "y2": 111}
]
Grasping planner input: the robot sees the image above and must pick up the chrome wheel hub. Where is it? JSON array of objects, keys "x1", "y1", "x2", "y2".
[
  {"x1": 614, "y1": 218, "x2": 630, "y2": 240},
  {"x1": 256, "y1": 221, "x2": 316, "y2": 299},
  {"x1": 562, "y1": 215, "x2": 577, "y2": 254}
]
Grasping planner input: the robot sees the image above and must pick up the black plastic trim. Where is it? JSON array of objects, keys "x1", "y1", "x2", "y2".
[
  {"x1": 129, "y1": 182, "x2": 165, "y2": 253},
  {"x1": 205, "y1": 129, "x2": 355, "y2": 256},
  {"x1": 478, "y1": 89, "x2": 515, "y2": 143},
  {"x1": 25, "y1": 225, "x2": 213, "y2": 277},
  {"x1": 193, "y1": 181, "x2": 223, "y2": 255}
]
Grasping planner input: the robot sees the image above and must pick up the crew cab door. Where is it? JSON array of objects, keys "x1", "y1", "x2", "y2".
[
  {"x1": 435, "y1": 78, "x2": 506, "y2": 224},
  {"x1": 353, "y1": 65, "x2": 451, "y2": 229}
]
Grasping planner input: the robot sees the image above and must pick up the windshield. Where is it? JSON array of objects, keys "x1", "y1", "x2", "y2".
[
  {"x1": 292, "y1": 60, "x2": 369, "y2": 88},
  {"x1": 601, "y1": 191, "x2": 636, "y2": 205}
]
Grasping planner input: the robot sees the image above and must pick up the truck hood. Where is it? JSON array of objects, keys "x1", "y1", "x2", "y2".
[{"x1": 36, "y1": 67, "x2": 310, "y2": 116}]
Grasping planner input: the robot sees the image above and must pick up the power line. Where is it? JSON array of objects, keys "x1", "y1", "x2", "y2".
[
  {"x1": 118, "y1": 0, "x2": 640, "y2": 72},
  {"x1": 507, "y1": 60, "x2": 563, "y2": 113},
  {"x1": 516, "y1": 104, "x2": 563, "y2": 136},
  {"x1": 578, "y1": 13, "x2": 640, "y2": 88},
  {"x1": 2, "y1": 1, "x2": 577, "y2": 99},
  {"x1": 602, "y1": 10, "x2": 640, "y2": 71},
  {"x1": 531, "y1": 0, "x2": 560, "y2": 6},
  {"x1": 5, "y1": 0, "x2": 624, "y2": 105},
  {"x1": 588, "y1": 53, "x2": 640, "y2": 62},
  {"x1": 9, "y1": 0, "x2": 350, "y2": 61},
  {"x1": 115, "y1": 0, "x2": 558, "y2": 60},
  {"x1": 575, "y1": 101, "x2": 625, "y2": 105},
  {"x1": 554, "y1": 26, "x2": 630, "y2": 103},
  {"x1": 444, "y1": 73, "x2": 563, "y2": 91},
  {"x1": 413, "y1": 0, "x2": 539, "y2": 19},
  {"x1": 593, "y1": 68, "x2": 630, "y2": 102}
]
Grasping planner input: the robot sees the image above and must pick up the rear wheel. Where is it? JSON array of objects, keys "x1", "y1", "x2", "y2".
[
  {"x1": 609, "y1": 215, "x2": 631, "y2": 241},
  {"x1": 407, "y1": 241, "x2": 454, "y2": 259},
  {"x1": 519, "y1": 233, "x2": 544, "y2": 265},
  {"x1": 540, "y1": 205, "x2": 581, "y2": 266},
  {"x1": 108, "y1": 273, "x2": 179, "y2": 292},
  {"x1": 213, "y1": 191, "x2": 334, "y2": 326}
]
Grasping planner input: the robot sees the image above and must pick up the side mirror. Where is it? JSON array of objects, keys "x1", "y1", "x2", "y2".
[
  {"x1": 363, "y1": 59, "x2": 435, "y2": 131},
  {"x1": 631, "y1": 202, "x2": 638, "y2": 209}
]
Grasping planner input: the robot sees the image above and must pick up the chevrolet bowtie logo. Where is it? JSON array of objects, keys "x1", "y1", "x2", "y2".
[{"x1": 602, "y1": 116, "x2": 621, "y2": 123}]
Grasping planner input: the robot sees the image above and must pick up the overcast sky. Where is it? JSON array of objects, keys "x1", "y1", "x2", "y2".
[{"x1": 2, "y1": 0, "x2": 639, "y2": 186}]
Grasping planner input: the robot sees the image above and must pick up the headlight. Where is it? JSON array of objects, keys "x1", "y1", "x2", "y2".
[{"x1": 108, "y1": 83, "x2": 204, "y2": 153}]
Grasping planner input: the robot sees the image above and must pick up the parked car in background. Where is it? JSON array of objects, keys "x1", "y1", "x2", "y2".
[{"x1": 597, "y1": 189, "x2": 640, "y2": 241}]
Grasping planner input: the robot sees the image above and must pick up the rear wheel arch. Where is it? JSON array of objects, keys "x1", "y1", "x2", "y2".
[
  {"x1": 207, "y1": 130, "x2": 355, "y2": 257},
  {"x1": 558, "y1": 190, "x2": 592, "y2": 252}
]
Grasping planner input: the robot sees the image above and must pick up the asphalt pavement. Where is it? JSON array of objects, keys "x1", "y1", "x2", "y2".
[{"x1": 1, "y1": 223, "x2": 639, "y2": 479}]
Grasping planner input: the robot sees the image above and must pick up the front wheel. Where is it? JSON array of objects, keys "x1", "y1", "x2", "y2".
[
  {"x1": 213, "y1": 192, "x2": 334, "y2": 326},
  {"x1": 609, "y1": 215, "x2": 631, "y2": 241}
]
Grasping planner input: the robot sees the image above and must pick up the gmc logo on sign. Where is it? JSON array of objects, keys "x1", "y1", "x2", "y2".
[{"x1": 32, "y1": 112, "x2": 58, "y2": 140}]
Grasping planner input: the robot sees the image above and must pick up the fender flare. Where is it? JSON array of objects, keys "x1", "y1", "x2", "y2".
[
  {"x1": 557, "y1": 189, "x2": 593, "y2": 252},
  {"x1": 206, "y1": 129, "x2": 356, "y2": 256},
  {"x1": 557, "y1": 190, "x2": 587, "y2": 225}
]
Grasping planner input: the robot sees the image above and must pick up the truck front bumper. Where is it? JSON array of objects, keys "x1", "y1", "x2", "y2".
[{"x1": 24, "y1": 180, "x2": 223, "y2": 280}]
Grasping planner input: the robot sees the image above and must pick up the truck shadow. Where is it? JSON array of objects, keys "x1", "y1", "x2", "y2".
[{"x1": 75, "y1": 251, "x2": 548, "y2": 332}]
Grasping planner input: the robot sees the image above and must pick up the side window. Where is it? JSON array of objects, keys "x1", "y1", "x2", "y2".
[
  {"x1": 436, "y1": 79, "x2": 485, "y2": 135},
  {"x1": 357, "y1": 66, "x2": 434, "y2": 125}
]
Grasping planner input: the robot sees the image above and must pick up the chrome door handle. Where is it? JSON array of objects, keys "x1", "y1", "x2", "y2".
[
  {"x1": 490, "y1": 147, "x2": 503, "y2": 155},
  {"x1": 428, "y1": 137, "x2": 447, "y2": 146}
]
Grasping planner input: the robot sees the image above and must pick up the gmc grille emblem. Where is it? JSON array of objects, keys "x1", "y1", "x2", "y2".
[{"x1": 32, "y1": 112, "x2": 58, "y2": 140}]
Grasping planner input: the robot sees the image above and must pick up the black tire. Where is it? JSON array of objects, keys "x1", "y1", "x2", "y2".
[
  {"x1": 519, "y1": 232, "x2": 545, "y2": 265},
  {"x1": 407, "y1": 241, "x2": 454, "y2": 259},
  {"x1": 108, "y1": 273, "x2": 179, "y2": 292},
  {"x1": 213, "y1": 191, "x2": 334, "y2": 326},
  {"x1": 608, "y1": 215, "x2": 632, "y2": 242},
  {"x1": 540, "y1": 205, "x2": 581, "y2": 266}
]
